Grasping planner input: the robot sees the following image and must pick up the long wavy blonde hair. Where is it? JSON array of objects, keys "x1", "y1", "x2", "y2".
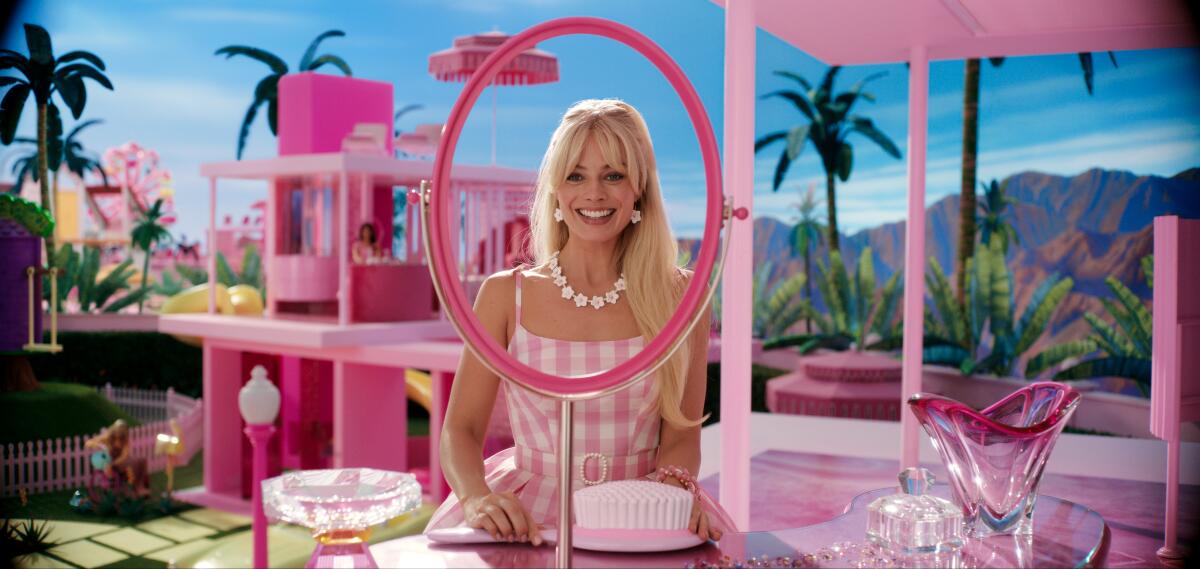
[{"x1": 528, "y1": 99, "x2": 698, "y2": 428}]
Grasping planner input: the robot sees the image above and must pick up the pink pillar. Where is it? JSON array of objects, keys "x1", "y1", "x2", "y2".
[
  {"x1": 464, "y1": 188, "x2": 475, "y2": 278},
  {"x1": 1163, "y1": 438, "x2": 1181, "y2": 558},
  {"x1": 900, "y1": 44, "x2": 929, "y2": 469},
  {"x1": 265, "y1": 179, "x2": 277, "y2": 317},
  {"x1": 333, "y1": 362, "x2": 408, "y2": 470},
  {"x1": 338, "y1": 171, "x2": 350, "y2": 326},
  {"x1": 361, "y1": 174, "x2": 371, "y2": 227},
  {"x1": 203, "y1": 345, "x2": 242, "y2": 496},
  {"x1": 208, "y1": 178, "x2": 217, "y2": 314},
  {"x1": 428, "y1": 371, "x2": 453, "y2": 501},
  {"x1": 406, "y1": 189, "x2": 417, "y2": 262},
  {"x1": 1151, "y1": 215, "x2": 1185, "y2": 561},
  {"x1": 719, "y1": 0, "x2": 755, "y2": 531},
  {"x1": 245, "y1": 424, "x2": 275, "y2": 569}
]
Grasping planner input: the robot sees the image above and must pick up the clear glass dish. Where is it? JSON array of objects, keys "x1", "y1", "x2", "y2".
[
  {"x1": 262, "y1": 468, "x2": 422, "y2": 534},
  {"x1": 867, "y1": 467, "x2": 964, "y2": 555}
]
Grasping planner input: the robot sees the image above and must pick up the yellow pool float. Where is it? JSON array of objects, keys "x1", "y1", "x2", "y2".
[
  {"x1": 228, "y1": 284, "x2": 264, "y2": 315},
  {"x1": 160, "y1": 284, "x2": 238, "y2": 346},
  {"x1": 405, "y1": 369, "x2": 433, "y2": 413}
]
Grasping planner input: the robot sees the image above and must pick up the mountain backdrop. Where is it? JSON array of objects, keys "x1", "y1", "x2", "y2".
[{"x1": 684, "y1": 167, "x2": 1200, "y2": 377}]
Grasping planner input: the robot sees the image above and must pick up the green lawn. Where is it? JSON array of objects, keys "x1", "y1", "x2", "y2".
[
  {"x1": 1, "y1": 451, "x2": 205, "y2": 526},
  {"x1": 2, "y1": 448, "x2": 437, "y2": 569},
  {"x1": 0, "y1": 382, "x2": 139, "y2": 445}
]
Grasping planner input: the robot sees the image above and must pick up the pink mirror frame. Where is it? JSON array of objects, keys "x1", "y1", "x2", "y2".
[{"x1": 424, "y1": 17, "x2": 726, "y2": 398}]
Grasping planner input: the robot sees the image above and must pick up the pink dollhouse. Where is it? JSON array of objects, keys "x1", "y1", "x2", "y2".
[{"x1": 158, "y1": 72, "x2": 534, "y2": 512}]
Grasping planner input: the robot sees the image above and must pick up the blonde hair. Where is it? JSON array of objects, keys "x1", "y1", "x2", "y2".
[{"x1": 529, "y1": 99, "x2": 699, "y2": 428}]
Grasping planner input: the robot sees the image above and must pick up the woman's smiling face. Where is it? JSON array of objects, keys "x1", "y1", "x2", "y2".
[{"x1": 556, "y1": 135, "x2": 638, "y2": 243}]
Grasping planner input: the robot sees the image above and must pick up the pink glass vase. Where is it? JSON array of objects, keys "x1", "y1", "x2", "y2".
[{"x1": 907, "y1": 382, "x2": 1080, "y2": 537}]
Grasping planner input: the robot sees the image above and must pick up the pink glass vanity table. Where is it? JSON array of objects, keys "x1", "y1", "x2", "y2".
[{"x1": 370, "y1": 486, "x2": 1108, "y2": 568}]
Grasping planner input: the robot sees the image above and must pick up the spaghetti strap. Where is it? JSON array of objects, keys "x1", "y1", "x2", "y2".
[{"x1": 513, "y1": 269, "x2": 522, "y2": 328}]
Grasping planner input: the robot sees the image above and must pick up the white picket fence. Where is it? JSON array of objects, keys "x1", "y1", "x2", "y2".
[{"x1": 1, "y1": 385, "x2": 204, "y2": 497}]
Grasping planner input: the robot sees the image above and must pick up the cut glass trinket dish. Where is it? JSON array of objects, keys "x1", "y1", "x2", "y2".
[{"x1": 866, "y1": 467, "x2": 964, "y2": 555}]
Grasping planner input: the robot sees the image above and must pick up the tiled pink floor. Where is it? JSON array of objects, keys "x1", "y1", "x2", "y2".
[{"x1": 700, "y1": 450, "x2": 1198, "y2": 568}]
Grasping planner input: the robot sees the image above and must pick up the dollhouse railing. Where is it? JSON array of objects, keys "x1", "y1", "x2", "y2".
[{"x1": 0, "y1": 388, "x2": 203, "y2": 497}]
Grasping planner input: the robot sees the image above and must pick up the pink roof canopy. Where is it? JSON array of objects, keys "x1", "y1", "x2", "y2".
[
  {"x1": 429, "y1": 31, "x2": 560, "y2": 85},
  {"x1": 710, "y1": 0, "x2": 1200, "y2": 530},
  {"x1": 715, "y1": 0, "x2": 1199, "y2": 65}
]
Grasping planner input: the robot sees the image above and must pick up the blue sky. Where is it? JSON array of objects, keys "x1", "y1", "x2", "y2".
[{"x1": 4, "y1": 0, "x2": 1200, "y2": 242}]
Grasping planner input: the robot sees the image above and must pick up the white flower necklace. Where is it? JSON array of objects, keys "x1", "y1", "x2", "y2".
[{"x1": 549, "y1": 251, "x2": 626, "y2": 310}]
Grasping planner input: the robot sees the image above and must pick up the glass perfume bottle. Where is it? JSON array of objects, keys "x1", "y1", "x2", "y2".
[{"x1": 867, "y1": 467, "x2": 964, "y2": 555}]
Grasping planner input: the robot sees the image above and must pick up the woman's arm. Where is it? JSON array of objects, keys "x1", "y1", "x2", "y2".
[
  {"x1": 440, "y1": 273, "x2": 511, "y2": 502},
  {"x1": 654, "y1": 290, "x2": 711, "y2": 476},
  {"x1": 439, "y1": 272, "x2": 542, "y2": 543},
  {"x1": 655, "y1": 271, "x2": 720, "y2": 540}
]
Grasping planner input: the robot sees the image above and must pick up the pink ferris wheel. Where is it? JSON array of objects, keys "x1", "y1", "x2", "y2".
[{"x1": 91, "y1": 141, "x2": 177, "y2": 234}]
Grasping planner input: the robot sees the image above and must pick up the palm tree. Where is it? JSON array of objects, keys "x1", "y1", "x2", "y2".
[
  {"x1": 394, "y1": 103, "x2": 424, "y2": 160},
  {"x1": 1026, "y1": 256, "x2": 1153, "y2": 394},
  {"x1": 976, "y1": 179, "x2": 1018, "y2": 254},
  {"x1": 7, "y1": 120, "x2": 108, "y2": 216},
  {"x1": 63, "y1": 119, "x2": 107, "y2": 186},
  {"x1": 216, "y1": 30, "x2": 352, "y2": 159},
  {"x1": 131, "y1": 199, "x2": 172, "y2": 313},
  {"x1": 6, "y1": 137, "x2": 39, "y2": 191},
  {"x1": 1, "y1": 23, "x2": 113, "y2": 266},
  {"x1": 764, "y1": 247, "x2": 903, "y2": 354},
  {"x1": 751, "y1": 262, "x2": 810, "y2": 340},
  {"x1": 756, "y1": 67, "x2": 902, "y2": 251},
  {"x1": 956, "y1": 52, "x2": 1117, "y2": 304},
  {"x1": 62, "y1": 119, "x2": 110, "y2": 226},
  {"x1": 393, "y1": 103, "x2": 423, "y2": 138},
  {"x1": 790, "y1": 185, "x2": 825, "y2": 331},
  {"x1": 925, "y1": 239, "x2": 1074, "y2": 377}
]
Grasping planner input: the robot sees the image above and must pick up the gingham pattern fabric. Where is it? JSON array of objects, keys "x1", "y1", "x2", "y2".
[{"x1": 426, "y1": 270, "x2": 735, "y2": 533}]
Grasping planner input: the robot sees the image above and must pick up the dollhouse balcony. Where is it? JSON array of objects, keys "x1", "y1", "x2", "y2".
[
  {"x1": 159, "y1": 152, "x2": 535, "y2": 348},
  {"x1": 273, "y1": 254, "x2": 339, "y2": 302}
]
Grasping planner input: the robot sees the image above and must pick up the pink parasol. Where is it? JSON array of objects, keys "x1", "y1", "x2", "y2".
[
  {"x1": 428, "y1": 31, "x2": 560, "y2": 163},
  {"x1": 429, "y1": 31, "x2": 559, "y2": 85}
]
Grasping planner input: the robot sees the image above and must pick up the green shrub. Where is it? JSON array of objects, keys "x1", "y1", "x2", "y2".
[
  {"x1": 28, "y1": 332, "x2": 201, "y2": 396},
  {"x1": 0, "y1": 382, "x2": 138, "y2": 444},
  {"x1": 703, "y1": 363, "x2": 788, "y2": 426}
]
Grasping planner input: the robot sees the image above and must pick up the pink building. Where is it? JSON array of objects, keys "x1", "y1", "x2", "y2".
[{"x1": 159, "y1": 72, "x2": 532, "y2": 512}]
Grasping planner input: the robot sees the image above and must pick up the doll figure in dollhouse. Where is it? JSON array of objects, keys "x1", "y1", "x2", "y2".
[{"x1": 352, "y1": 222, "x2": 383, "y2": 264}]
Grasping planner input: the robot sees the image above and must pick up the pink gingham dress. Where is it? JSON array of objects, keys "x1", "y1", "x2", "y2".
[{"x1": 425, "y1": 270, "x2": 734, "y2": 532}]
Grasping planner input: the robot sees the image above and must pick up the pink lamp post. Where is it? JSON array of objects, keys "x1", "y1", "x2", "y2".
[{"x1": 239, "y1": 365, "x2": 281, "y2": 569}]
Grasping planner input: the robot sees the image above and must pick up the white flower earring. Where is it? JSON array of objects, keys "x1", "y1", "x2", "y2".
[
  {"x1": 554, "y1": 208, "x2": 564, "y2": 222},
  {"x1": 630, "y1": 209, "x2": 642, "y2": 224}
]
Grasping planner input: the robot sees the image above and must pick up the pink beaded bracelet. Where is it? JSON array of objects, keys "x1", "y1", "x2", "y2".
[{"x1": 653, "y1": 465, "x2": 700, "y2": 497}]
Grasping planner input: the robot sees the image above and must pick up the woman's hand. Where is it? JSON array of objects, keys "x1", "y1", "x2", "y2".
[
  {"x1": 659, "y1": 476, "x2": 722, "y2": 541},
  {"x1": 463, "y1": 492, "x2": 544, "y2": 545}
]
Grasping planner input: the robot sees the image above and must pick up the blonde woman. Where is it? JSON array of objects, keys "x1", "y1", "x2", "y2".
[{"x1": 426, "y1": 99, "x2": 733, "y2": 545}]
